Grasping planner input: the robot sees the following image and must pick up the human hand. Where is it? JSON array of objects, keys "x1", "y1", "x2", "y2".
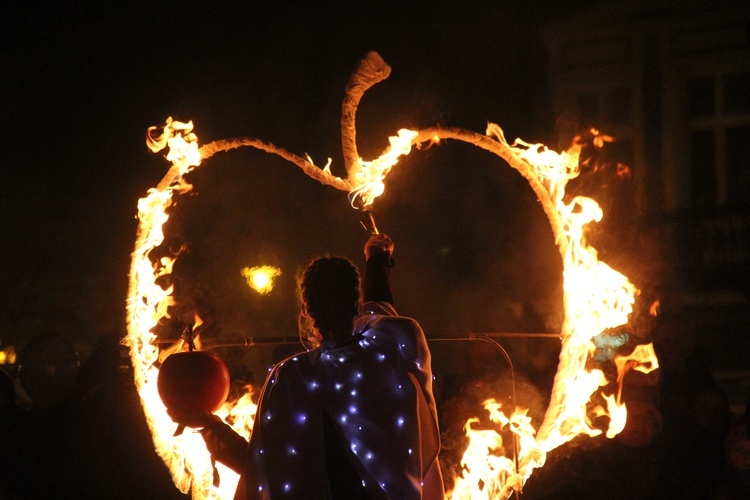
[
  {"x1": 166, "y1": 404, "x2": 221, "y2": 429},
  {"x1": 364, "y1": 233, "x2": 394, "y2": 260}
]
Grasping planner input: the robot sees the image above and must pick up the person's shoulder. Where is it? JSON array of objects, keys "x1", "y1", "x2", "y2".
[
  {"x1": 364, "y1": 314, "x2": 423, "y2": 339},
  {"x1": 270, "y1": 349, "x2": 319, "y2": 379},
  {"x1": 361, "y1": 300, "x2": 398, "y2": 317}
]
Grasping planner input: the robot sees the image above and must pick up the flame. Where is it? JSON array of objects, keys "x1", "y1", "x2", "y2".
[
  {"x1": 125, "y1": 119, "x2": 258, "y2": 499},
  {"x1": 607, "y1": 343, "x2": 659, "y2": 438},
  {"x1": 241, "y1": 265, "x2": 282, "y2": 295},
  {"x1": 450, "y1": 399, "x2": 538, "y2": 498},
  {"x1": 615, "y1": 343, "x2": 659, "y2": 385},
  {"x1": 347, "y1": 128, "x2": 418, "y2": 208},
  {"x1": 649, "y1": 299, "x2": 661, "y2": 316},
  {"x1": 452, "y1": 417, "x2": 510, "y2": 500},
  {"x1": 127, "y1": 119, "x2": 419, "y2": 499},
  {"x1": 447, "y1": 126, "x2": 659, "y2": 499},
  {"x1": 425, "y1": 133, "x2": 442, "y2": 150},
  {"x1": 128, "y1": 117, "x2": 659, "y2": 500}
]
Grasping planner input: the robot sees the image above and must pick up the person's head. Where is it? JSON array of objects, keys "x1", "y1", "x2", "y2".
[{"x1": 299, "y1": 256, "x2": 361, "y2": 346}]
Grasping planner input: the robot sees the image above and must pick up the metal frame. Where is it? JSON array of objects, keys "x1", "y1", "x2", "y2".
[{"x1": 162, "y1": 332, "x2": 559, "y2": 496}]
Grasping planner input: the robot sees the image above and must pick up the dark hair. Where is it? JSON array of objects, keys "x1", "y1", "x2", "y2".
[{"x1": 299, "y1": 256, "x2": 361, "y2": 345}]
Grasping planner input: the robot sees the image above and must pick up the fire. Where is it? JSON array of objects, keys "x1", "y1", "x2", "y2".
[
  {"x1": 241, "y1": 265, "x2": 282, "y2": 295},
  {"x1": 346, "y1": 128, "x2": 418, "y2": 208},
  {"x1": 453, "y1": 417, "x2": 510, "y2": 500},
  {"x1": 126, "y1": 116, "x2": 422, "y2": 499},
  {"x1": 615, "y1": 343, "x2": 659, "y2": 385},
  {"x1": 128, "y1": 70, "x2": 659, "y2": 498},
  {"x1": 450, "y1": 399, "x2": 539, "y2": 499},
  {"x1": 446, "y1": 126, "x2": 659, "y2": 499},
  {"x1": 125, "y1": 119, "x2": 257, "y2": 499}
]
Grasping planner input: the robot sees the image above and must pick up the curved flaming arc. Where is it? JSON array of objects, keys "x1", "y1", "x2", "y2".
[{"x1": 125, "y1": 52, "x2": 658, "y2": 499}]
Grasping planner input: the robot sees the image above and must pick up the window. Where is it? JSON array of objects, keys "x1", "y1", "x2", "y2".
[
  {"x1": 686, "y1": 72, "x2": 750, "y2": 209},
  {"x1": 726, "y1": 126, "x2": 750, "y2": 206},
  {"x1": 689, "y1": 129, "x2": 717, "y2": 208},
  {"x1": 687, "y1": 77, "x2": 715, "y2": 118},
  {"x1": 723, "y1": 72, "x2": 750, "y2": 114}
]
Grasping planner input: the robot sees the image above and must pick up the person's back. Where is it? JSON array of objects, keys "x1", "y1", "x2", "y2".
[
  {"x1": 170, "y1": 234, "x2": 443, "y2": 499},
  {"x1": 243, "y1": 301, "x2": 439, "y2": 498}
]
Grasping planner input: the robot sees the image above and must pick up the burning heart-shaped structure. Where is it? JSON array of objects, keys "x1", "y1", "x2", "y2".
[{"x1": 127, "y1": 52, "x2": 658, "y2": 499}]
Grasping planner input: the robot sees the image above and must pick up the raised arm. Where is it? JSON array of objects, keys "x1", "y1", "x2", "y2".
[{"x1": 362, "y1": 233, "x2": 394, "y2": 305}]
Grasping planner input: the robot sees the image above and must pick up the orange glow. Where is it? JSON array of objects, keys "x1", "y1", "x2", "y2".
[
  {"x1": 126, "y1": 119, "x2": 257, "y2": 499},
  {"x1": 450, "y1": 399, "x2": 537, "y2": 498},
  {"x1": 347, "y1": 128, "x2": 417, "y2": 208},
  {"x1": 241, "y1": 265, "x2": 282, "y2": 295},
  {"x1": 127, "y1": 118, "x2": 421, "y2": 499},
  {"x1": 649, "y1": 299, "x2": 661, "y2": 316},
  {"x1": 129, "y1": 118, "x2": 658, "y2": 500},
  {"x1": 446, "y1": 126, "x2": 656, "y2": 499},
  {"x1": 0, "y1": 346, "x2": 15, "y2": 365},
  {"x1": 615, "y1": 343, "x2": 660, "y2": 385}
]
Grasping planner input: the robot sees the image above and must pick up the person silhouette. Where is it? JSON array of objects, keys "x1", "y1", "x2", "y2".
[{"x1": 169, "y1": 234, "x2": 444, "y2": 499}]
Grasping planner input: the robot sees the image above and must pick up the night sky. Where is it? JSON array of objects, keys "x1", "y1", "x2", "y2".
[{"x1": 2, "y1": 1, "x2": 598, "y2": 356}]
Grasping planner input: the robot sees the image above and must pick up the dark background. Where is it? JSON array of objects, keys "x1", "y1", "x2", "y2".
[
  {"x1": 2, "y1": 0, "x2": 582, "y2": 353},
  {"x1": 1, "y1": 1, "x2": 746, "y2": 498}
]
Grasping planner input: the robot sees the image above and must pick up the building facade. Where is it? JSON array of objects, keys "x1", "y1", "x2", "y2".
[{"x1": 541, "y1": 0, "x2": 750, "y2": 411}]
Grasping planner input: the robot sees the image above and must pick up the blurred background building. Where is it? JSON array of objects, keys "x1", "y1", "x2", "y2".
[{"x1": 541, "y1": 0, "x2": 750, "y2": 415}]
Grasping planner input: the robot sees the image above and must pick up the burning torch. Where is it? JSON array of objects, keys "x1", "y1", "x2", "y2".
[
  {"x1": 360, "y1": 210, "x2": 379, "y2": 234},
  {"x1": 352, "y1": 196, "x2": 380, "y2": 234},
  {"x1": 341, "y1": 52, "x2": 391, "y2": 236}
]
